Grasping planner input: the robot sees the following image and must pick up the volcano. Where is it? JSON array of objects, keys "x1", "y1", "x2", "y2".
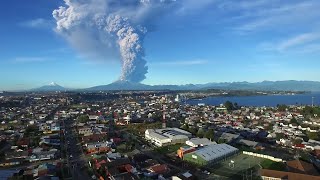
[
  {"x1": 32, "y1": 82, "x2": 67, "y2": 92},
  {"x1": 87, "y1": 80, "x2": 152, "y2": 91}
]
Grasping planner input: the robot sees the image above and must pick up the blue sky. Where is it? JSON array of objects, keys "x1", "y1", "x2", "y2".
[{"x1": 1, "y1": 0, "x2": 320, "y2": 91}]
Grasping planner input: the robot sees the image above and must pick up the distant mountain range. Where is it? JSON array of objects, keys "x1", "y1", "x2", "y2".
[
  {"x1": 32, "y1": 82, "x2": 67, "y2": 92},
  {"x1": 29, "y1": 80, "x2": 320, "y2": 92},
  {"x1": 87, "y1": 80, "x2": 320, "y2": 92}
]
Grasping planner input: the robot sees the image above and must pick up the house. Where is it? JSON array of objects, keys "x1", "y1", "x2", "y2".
[
  {"x1": 293, "y1": 144, "x2": 306, "y2": 150},
  {"x1": 5, "y1": 151, "x2": 29, "y2": 160},
  {"x1": 50, "y1": 124, "x2": 60, "y2": 132},
  {"x1": 16, "y1": 138, "x2": 30, "y2": 147},
  {"x1": 82, "y1": 134, "x2": 107, "y2": 143},
  {"x1": 110, "y1": 138, "x2": 122, "y2": 144},
  {"x1": 34, "y1": 163, "x2": 58, "y2": 177},
  {"x1": 107, "y1": 152, "x2": 122, "y2": 160},
  {"x1": 41, "y1": 137, "x2": 60, "y2": 146},
  {"x1": 29, "y1": 149, "x2": 58, "y2": 162},
  {"x1": 95, "y1": 157, "x2": 137, "y2": 179},
  {"x1": 37, "y1": 114, "x2": 48, "y2": 119},
  {"x1": 286, "y1": 160, "x2": 319, "y2": 176},
  {"x1": 260, "y1": 169, "x2": 320, "y2": 180},
  {"x1": 39, "y1": 123, "x2": 51, "y2": 132},
  {"x1": 172, "y1": 171, "x2": 195, "y2": 180},
  {"x1": 0, "y1": 158, "x2": 24, "y2": 167},
  {"x1": 85, "y1": 142, "x2": 111, "y2": 154},
  {"x1": 132, "y1": 154, "x2": 157, "y2": 169},
  {"x1": 237, "y1": 139, "x2": 260, "y2": 148},
  {"x1": 78, "y1": 127, "x2": 93, "y2": 136},
  {"x1": 89, "y1": 115, "x2": 99, "y2": 121},
  {"x1": 260, "y1": 160, "x2": 320, "y2": 180},
  {"x1": 147, "y1": 164, "x2": 168, "y2": 175},
  {"x1": 219, "y1": 132, "x2": 241, "y2": 143}
]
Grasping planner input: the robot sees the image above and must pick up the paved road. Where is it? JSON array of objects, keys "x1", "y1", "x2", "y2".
[{"x1": 63, "y1": 118, "x2": 91, "y2": 180}]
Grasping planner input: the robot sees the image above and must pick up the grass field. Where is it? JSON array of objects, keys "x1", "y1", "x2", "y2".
[
  {"x1": 209, "y1": 153, "x2": 263, "y2": 178},
  {"x1": 154, "y1": 144, "x2": 183, "y2": 154},
  {"x1": 260, "y1": 159, "x2": 286, "y2": 171}
]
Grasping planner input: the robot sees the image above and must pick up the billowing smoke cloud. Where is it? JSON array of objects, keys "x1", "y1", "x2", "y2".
[{"x1": 53, "y1": 0, "x2": 176, "y2": 83}]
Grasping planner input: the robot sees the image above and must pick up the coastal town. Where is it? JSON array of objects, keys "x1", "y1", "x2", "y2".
[{"x1": 0, "y1": 91, "x2": 320, "y2": 180}]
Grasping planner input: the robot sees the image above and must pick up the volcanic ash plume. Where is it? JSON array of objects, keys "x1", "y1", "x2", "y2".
[
  {"x1": 106, "y1": 15, "x2": 147, "y2": 82},
  {"x1": 52, "y1": 0, "x2": 175, "y2": 83}
]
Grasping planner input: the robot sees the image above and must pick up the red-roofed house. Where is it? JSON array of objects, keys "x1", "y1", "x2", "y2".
[{"x1": 147, "y1": 164, "x2": 168, "y2": 175}]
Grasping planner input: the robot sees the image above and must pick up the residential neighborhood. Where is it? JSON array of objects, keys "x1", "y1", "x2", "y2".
[{"x1": 0, "y1": 91, "x2": 320, "y2": 179}]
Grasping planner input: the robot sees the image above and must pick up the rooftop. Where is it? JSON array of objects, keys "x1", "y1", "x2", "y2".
[{"x1": 192, "y1": 144, "x2": 238, "y2": 162}]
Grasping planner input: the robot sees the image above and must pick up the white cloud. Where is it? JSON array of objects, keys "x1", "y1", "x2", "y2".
[
  {"x1": 259, "y1": 32, "x2": 320, "y2": 53},
  {"x1": 229, "y1": 1, "x2": 320, "y2": 33},
  {"x1": 277, "y1": 33, "x2": 320, "y2": 51},
  {"x1": 19, "y1": 18, "x2": 53, "y2": 29}
]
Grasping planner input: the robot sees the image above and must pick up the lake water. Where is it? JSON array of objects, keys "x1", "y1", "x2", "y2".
[{"x1": 186, "y1": 93, "x2": 320, "y2": 107}]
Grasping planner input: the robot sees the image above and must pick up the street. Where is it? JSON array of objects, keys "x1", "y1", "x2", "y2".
[{"x1": 63, "y1": 118, "x2": 91, "y2": 180}]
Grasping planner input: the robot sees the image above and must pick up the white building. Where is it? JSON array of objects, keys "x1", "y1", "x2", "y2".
[
  {"x1": 174, "y1": 95, "x2": 180, "y2": 102},
  {"x1": 186, "y1": 138, "x2": 216, "y2": 147},
  {"x1": 184, "y1": 144, "x2": 238, "y2": 165},
  {"x1": 145, "y1": 128, "x2": 192, "y2": 147}
]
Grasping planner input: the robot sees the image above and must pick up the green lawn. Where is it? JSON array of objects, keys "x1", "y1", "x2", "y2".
[
  {"x1": 154, "y1": 144, "x2": 183, "y2": 154},
  {"x1": 261, "y1": 159, "x2": 286, "y2": 171},
  {"x1": 116, "y1": 143, "x2": 131, "y2": 153}
]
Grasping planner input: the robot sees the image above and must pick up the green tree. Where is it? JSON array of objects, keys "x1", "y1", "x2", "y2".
[
  {"x1": 290, "y1": 117, "x2": 298, "y2": 124},
  {"x1": 25, "y1": 125, "x2": 39, "y2": 136},
  {"x1": 189, "y1": 127, "x2": 198, "y2": 135},
  {"x1": 181, "y1": 124, "x2": 189, "y2": 131},
  {"x1": 224, "y1": 101, "x2": 235, "y2": 111},
  {"x1": 77, "y1": 115, "x2": 89, "y2": 123},
  {"x1": 275, "y1": 133, "x2": 285, "y2": 141},
  {"x1": 292, "y1": 138, "x2": 303, "y2": 145},
  {"x1": 218, "y1": 138, "x2": 227, "y2": 144},
  {"x1": 214, "y1": 113, "x2": 219, "y2": 118},
  {"x1": 196, "y1": 128, "x2": 205, "y2": 138},
  {"x1": 234, "y1": 102, "x2": 239, "y2": 109},
  {"x1": 204, "y1": 129, "x2": 215, "y2": 141},
  {"x1": 277, "y1": 104, "x2": 288, "y2": 111},
  {"x1": 302, "y1": 106, "x2": 320, "y2": 117},
  {"x1": 307, "y1": 131, "x2": 319, "y2": 141}
]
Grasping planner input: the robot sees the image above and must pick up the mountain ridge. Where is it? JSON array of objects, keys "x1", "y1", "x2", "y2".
[
  {"x1": 28, "y1": 80, "x2": 320, "y2": 92},
  {"x1": 86, "y1": 80, "x2": 320, "y2": 92},
  {"x1": 31, "y1": 82, "x2": 67, "y2": 92}
]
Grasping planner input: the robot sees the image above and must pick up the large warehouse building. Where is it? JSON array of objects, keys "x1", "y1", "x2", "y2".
[
  {"x1": 183, "y1": 144, "x2": 239, "y2": 166},
  {"x1": 145, "y1": 128, "x2": 192, "y2": 147}
]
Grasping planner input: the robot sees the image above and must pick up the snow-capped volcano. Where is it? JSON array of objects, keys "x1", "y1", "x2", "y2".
[
  {"x1": 31, "y1": 82, "x2": 67, "y2": 92},
  {"x1": 49, "y1": 82, "x2": 59, "y2": 86}
]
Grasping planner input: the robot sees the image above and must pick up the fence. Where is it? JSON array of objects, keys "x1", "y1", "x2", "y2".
[{"x1": 242, "y1": 151, "x2": 283, "y2": 162}]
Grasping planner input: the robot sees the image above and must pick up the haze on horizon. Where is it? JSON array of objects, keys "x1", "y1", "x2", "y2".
[{"x1": 1, "y1": 0, "x2": 320, "y2": 91}]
